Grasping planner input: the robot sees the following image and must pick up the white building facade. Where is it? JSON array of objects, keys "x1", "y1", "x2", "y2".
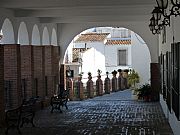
[{"x1": 66, "y1": 27, "x2": 151, "y2": 86}]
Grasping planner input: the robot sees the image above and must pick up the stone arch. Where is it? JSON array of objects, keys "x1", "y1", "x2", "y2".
[
  {"x1": 42, "y1": 27, "x2": 50, "y2": 45},
  {"x1": 1, "y1": 18, "x2": 15, "y2": 44},
  {"x1": 18, "y1": 22, "x2": 29, "y2": 45},
  {"x1": 51, "y1": 28, "x2": 57, "y2": 46},
  {"x1": 32, "y1": 24, "x2": 40, "y2": 45}
]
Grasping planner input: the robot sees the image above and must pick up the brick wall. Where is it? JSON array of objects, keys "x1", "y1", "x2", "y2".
[
  {"x1": 151, "y1": 63, "x2": 160, "y2": 101},
  {"x1": 53, "y1": 46, "x2": 60, "y2": 88},
  {"x1": 4, "y1": 44, "x2": 22, "y2": 109},
  {"x1": 33, "y1": 46, "x2": 45, "y2": 98},
  {"x1": 0, "y1": 45, "x2": 5, "y2": 126},
  {"x1": 20, "y1": 45, "x2": 34, "y2": 99},
  {"x1": 44, "y1": 45, "x2": 54, "y2": 97}
]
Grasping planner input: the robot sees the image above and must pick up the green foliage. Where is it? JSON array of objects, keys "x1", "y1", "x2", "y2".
[
  {"x1": 128, "y1": 69, "x2": 140, "y2": 88},
  {"x1": 136, "y1": 84, "x2": 151, "y2": 99},
  {"x1": 97, "y1": 69, "x2": 102, "y2": 75}
]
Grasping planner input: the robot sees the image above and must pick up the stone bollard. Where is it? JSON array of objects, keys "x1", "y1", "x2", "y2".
[
  {"x1": 86, "y1": 73, "x2": 94, "y2": 98},
  {"x1": 111, "y1": 70, "x2": 118, "y2": 92},
  {"x1": 96, "y1": 75, "x2": 103, "y2": 96}
]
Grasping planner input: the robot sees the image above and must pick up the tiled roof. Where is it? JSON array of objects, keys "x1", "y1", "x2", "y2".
[
  {"x1": 105, "y1": 39, "x2": 131, "y2": 45},
  {"x1": 75, "y1": 33, "x2": 110, "y2": 42}
]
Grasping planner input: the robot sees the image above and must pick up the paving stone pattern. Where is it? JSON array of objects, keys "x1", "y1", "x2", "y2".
[{"x1": 1, "y1": 90, "x2": 173, "y2": 135}]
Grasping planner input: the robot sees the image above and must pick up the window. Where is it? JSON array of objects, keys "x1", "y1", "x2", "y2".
[{"x1": 118, "y1": 50, "x2": 127, "y2": 66}]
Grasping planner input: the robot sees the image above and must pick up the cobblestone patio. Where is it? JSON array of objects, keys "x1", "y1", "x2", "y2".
[{"x1": 1, "y1": 90, "x2": 174, "y2": 135}]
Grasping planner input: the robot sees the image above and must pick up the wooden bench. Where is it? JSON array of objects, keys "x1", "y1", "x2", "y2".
[
  {"x1": 50, "y1": 90, "x2": 69, "y2": 113},
  {"x1": 5, "y1": 98, "x2": 37, "y2": 135}
]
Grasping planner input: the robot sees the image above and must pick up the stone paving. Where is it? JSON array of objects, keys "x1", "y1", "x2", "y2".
[{"x1": 0, "y1": 89, "x2": 174, "y2": 135}]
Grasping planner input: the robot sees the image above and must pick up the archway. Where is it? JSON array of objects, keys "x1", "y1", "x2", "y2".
[
  {"x1": 42, "y1": 27, "x2": 50, "y2": 45},
  {"x1": 64, "y1": 27, "x2": 151, "y2": 86},
  {"x1": 32, "y1": 24, "x2": 40, "y2": 45},
  {"x1": 51, "y1": 28, "x2": 57, "y2": 46},
  {"x1": 0, "y1": 18, "x2": 15, "y2": 44},
  {"x1": 18, "y1": 22, "x2": 29, "y2": 45}
]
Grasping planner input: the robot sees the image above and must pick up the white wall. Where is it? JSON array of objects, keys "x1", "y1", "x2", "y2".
[
  {"x1": 159, "y1": 15, "x2": 180, "y2": 135},
  {"x1": 131, "y1": 32, "x2": 151, "y2": 86},
  {"x1": 81, "y1": 47, "x2": 106, "y2": 83}
]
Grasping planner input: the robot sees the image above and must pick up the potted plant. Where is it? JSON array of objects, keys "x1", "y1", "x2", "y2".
[
  {"x1": 88, "y1": 72, "x2": 92, "y2": 80},
  {"x1": 111, "y1": 70, "x2": 117, "y2": 76},
  {"x1": 97, "y1": 69, "x2": 102, "y2": 79},
  {"x1": 128, "y1": 69, "x2": 140, "y2": 88},
  {"x1": 137, "y1": 84, "x2": 151, "y2": 101}
]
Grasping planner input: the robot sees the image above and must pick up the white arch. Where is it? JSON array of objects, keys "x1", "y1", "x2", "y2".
[
  {"x1": 18, "y1": 22, "x2": 29, "y2": 45},
  {"x1": 32, "y1": 24, "x2": 40, "y2": 45},
  {"x1": 51, "y1": 28, "x2": 57, "y2": 46},
  {"x1": 42, "y1": 27, "x2": 50, "y2": 45},
  {"x1": 1, "y1": 18, "x2": 15, "y2": 44}
]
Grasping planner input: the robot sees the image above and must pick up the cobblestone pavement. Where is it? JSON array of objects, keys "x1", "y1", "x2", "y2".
[{"x1": 1, "y1": 90, "x2": 174, "y2": 135}]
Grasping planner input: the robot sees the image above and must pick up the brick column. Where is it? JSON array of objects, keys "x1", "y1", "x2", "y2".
[
  {"x1": 117, "y1": 69, "x2": 123, "y2": 91},
  {"x1": 104, "y1": 75, "x2": 111, "y2": 94},
  {"x1": 60, "y1": 64, "x2": 65, "y2": 92},
  {"x1": 111, "y1": 70, "x2": 117, "y2": 92},
  {"x1": 53, "y1": 46, "x2": 60, "y2": 88},
  {"x1": 4, "y1": 44, "x2": 22, "y2": 109},
  {"x1": 78, "y1": 77, "x2": 84, "y2": 100},
  {"x1": 123, "y1": 70, "x2": 129, "y2": 89},
  {"x1": 33, "y1": 46, "x2": 45, "y2": 98},
  {"x1": 44, "y1": 45, "x2": 54, "y2": 97},
  {"x1": 20, "y1": 45, "x2": 34, "y2": 99},
  {"x1": 66, "y1": 78, "x2": 74, "y2": 100},
  {"x1": 151, "y1": 63, "x2": 160, "y2": 101},
  {"x1": 96, "y1": 75, "x2": 103, "y2": 96},
  {"x1": 87, "y1": 75, "x2": 94, "y2": 98},
  {"x1": 0, "y1": 45, "x2": 5, "y2": 126}
]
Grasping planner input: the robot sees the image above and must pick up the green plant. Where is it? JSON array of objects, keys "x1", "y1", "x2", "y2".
[
  {"x1": 97, "y1": 69, "x2": 102, "y2": 75},
  {"x1": 128, "y1": 69, "x2": 140, "y2": 88},
  {"x1": 88, "y1": 72, "x2": 91, "y2": 76},
  {"x1": 137, "y1": 84, "x2": 151, "y2": 101},
  {"x1": 111, "y1": 70, "x2": 117, "y2": 75}
]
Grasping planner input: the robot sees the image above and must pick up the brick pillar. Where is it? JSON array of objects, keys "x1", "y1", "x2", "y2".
[
  {"x1": 33, "y1": 46, "x2": 45, "y2": 98},
  {"x1": 20, "y1": 45, "x2": 34, "y2": 99},
  {"x1": 0, "y1": 45, "x2": 5, "y2": 126},
  {"x1": 60, "y1": 64, "x2": 65, "y2": 91},
  {"x1": 87, "y1": 75, "x2": 94, "y2": 98},
  {"x1": 78, "y1": 77, "x2": 84, "y2": 100},
  {"x1": 151, "y1": 63, "x2": 160, "y2": 101},
  {"x1": 118, "y1": 70, "x2": 123, "y2": 91},
  {"x1": 123, "y1": 70, "x2": 129, "y2": 89},
  {"x1": 111, "y1": 71, "x2": 118, "y2": 92},
  {"x1": 4, "y1": 44, "x2": 22, "y2": 109},
  {"x1": 44, "y1": 45, "x2": 54, "y2": 97},
  {"x1": 96, "y1": 76, "x2": 103, "y2": 96},
  {"x1": 104, "y1": 75, "x2": 111, "y2": 94},
  {"x1": 66, "y1": 78, "x2": 74, "y2": 100},
  {"x1": 53, "y1": 46, "x2": 60, "y2": 88}
]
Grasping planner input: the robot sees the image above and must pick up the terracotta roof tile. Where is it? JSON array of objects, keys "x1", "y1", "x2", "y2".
[
  {"x1": 105, "y1": 39, "x2": 131, "y2": 45},
  {"x1": 75, "y1": 33, "x2": 110, "y2": 42}
]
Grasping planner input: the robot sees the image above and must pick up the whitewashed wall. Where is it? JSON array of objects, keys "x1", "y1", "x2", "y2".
[
  {"x1": 105, "y1": 44, "x2": 131, "y2": 78},
  {"x1": 131, "y1": 32, "x2": 151, "y2": 86},
  {"x1": 81, "y1": 47, "x2": 106, "y2": 83},
  {"x1": 159, "y1": 16, "x2": 180, "y2": 135}
]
